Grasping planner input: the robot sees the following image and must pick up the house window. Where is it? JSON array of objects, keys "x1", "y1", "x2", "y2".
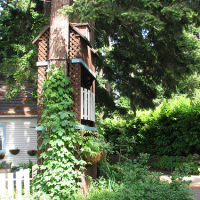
[{"x1": 0, "y1": 125, "x2": 6, "y2": 153}]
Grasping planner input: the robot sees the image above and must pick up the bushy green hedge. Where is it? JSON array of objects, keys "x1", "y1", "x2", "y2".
[{"x1": 100, "y1": 97, "x2": 200, "y2": 156}]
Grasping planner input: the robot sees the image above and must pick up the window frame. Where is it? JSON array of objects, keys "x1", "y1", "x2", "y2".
[{"x1": 0, "y1": 124, "x2": 6, "y2": 153}]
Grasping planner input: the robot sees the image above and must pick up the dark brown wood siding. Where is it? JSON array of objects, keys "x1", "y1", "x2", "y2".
[{"x1": 0, "y1": 75, "x2": 37, "y2": 115}]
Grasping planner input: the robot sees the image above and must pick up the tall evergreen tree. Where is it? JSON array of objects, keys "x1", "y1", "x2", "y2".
[
  {"x1": 0, "y1": 0, "x2": 48, "y2": 98},
  {"x1": 60, "y1": 0, "x2": 200, "y2": 111}
]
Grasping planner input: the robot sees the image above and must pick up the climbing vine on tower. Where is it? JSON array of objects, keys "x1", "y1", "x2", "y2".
[{"x1": 32, "y1": 65, "x2": 88, "y2": 200}]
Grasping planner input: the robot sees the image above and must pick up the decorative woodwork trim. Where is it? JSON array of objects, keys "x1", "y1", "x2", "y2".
[
  {"x1": 36, "y1": 61, "x2": 48, "y2": 66},
  {"x1": 72, "y1": 58, "x2": 96, "y2": 78}
]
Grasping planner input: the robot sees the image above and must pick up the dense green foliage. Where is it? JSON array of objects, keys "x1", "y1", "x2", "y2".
[
  {"x1": 76, "y1": 154, "x2": 193, "y2": 200},
  {"x1": 100, "y1": 97, "x2": 200, "y2": 156},
  {"x1": 60, "y1": 0, "x2": 200, "y2": 111},
  {"x1": 0, "y1": 161, "x2": 11, "y2": 169},
  {"x1": 0, "y1": 0, "x2": 48, "y2": 98},
  {"x1": 23, "y1": 154, "x2": 193, "y2": 199},
  {"x1": 31, "y1": 66, "x2": 99, "y2": 200},
  {"x1": 1, "y1": 0, "x2": 200, "y2": 112},
  {"x1": 150, "y1": 155, "x2": 199, "y2": 174},
  {"x1": 32, "y1": 66, "x2": 84, "y2": 199},
  {"x1": 31, "y1": 66, "x2": 111, "y2": 200}
]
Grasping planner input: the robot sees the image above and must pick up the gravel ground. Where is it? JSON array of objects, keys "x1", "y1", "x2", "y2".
[{"x1": 189, "y1": 187, "x2": 200, "y2": 200}]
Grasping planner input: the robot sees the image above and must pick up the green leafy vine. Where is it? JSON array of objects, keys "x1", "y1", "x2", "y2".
[{"x1": 32, "y1": 65, "x2": 88, "y2": 200}]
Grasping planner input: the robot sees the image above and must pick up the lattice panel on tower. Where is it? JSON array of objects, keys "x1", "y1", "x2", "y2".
[
  {"x1": 69, "y1": 29, "x2": 82, "y2": 59},
  {"x1": 38, "y1": 30, "x2": 49, "y2": 62},
  {"x1": 69, "y1": 63, "x2": 81, "y2": 122},
  {"x1": 37, "y1": 65, "x2": 47, "y2": 166},
  {"x1": 37, "y1": 66, "x2": 47, "y2": 122}
]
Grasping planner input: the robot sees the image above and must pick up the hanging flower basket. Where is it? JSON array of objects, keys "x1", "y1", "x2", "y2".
[
  {"x1": 84, "y1": 151, "x2": 106, "y2": 165},
  {"x1": 27, "y1": 150, "x2": 37, "y2": 156},
  {"x1": 9, "y1": 149, "x2": 20, "y2": 155},
  {"x1": 0, "y1": 153, "x2": 5, "y2": 159}
]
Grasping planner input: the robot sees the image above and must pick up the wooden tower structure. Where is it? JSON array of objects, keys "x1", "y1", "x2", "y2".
[{"x1": 32, "y1": 0, "x2": 98, "y2": 188}]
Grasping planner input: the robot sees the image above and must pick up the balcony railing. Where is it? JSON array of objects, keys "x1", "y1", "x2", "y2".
[{"x1": 81, "y1": 87, "x2": 95, "y2": 122}]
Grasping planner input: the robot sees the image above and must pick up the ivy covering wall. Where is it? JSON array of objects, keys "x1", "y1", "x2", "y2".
[{"x1": 32, "y1": 66, "x2": 98, "y2": 200}]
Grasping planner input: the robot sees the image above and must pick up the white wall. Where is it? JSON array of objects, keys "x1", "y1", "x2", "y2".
[{"x1": 0, "y1": 116, "x2": 37, "y2": 166}]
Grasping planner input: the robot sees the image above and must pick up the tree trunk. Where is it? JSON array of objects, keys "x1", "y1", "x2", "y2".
[{"x1": 49, "y1": 0, "x2": 70, "y2": 75}]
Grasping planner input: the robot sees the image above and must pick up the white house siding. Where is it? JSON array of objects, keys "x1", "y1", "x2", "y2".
[{"x1": 0, "y1": 116, "x2": 37, "y2": 166}]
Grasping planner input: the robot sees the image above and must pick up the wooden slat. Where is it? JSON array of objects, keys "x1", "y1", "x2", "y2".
[
  {"x1": 16, "y1": 170, "x2": 23, "y2": 199},
  {"x1": 90, "y1": 91, "x2": 92, "y2": 121},
  {"x1": 8, "y1": 172, "x2": 14, "y2": 198},
  {"x1": 24, "y1": 169, "x2": 30, "y2": 195},
  {"x1": 0, "y1": 173, "x2": 6, "y2": 198},
  {"x1": 81, "y1": 87, "x2": 83, "y2": 119},
  {"x1": 91, "y1": 91, "x2": 93, "y2": 121},
  {"x1": 81, "y1": 88, "x2": 95, "y2": 122},
  {"x1": 88, "y1": 90, "x2": 91, "y2": 120},
  {"x1": 91, "y1": 92, "x2": 93, "y2": 122},
  {"x1": 92, "y1": 93, "x2": 95, "y2": 121},
  {"x1": 93, "y1": 92, "x2": 95, "y2": 121},
  {"x1": 84, "y1": 88, "x2": 87, "y2": 120}
]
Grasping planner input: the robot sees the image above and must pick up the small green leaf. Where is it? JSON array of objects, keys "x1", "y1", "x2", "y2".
[
  {"x1": 61, "y1": 120, "x2": 69, "y2": 126},
  {"x1": 56, "y1": 139, "x2": 64, "y2": 146},
  {"x1": 59, "y1": 111, "x2": 69, "y2": 119},
  {"x1": 42, "y1": 138, "x2": 50, "y2": 145}
]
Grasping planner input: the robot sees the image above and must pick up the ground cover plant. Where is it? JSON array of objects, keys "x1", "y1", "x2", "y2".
[
  {"x1": 10, "y1": 154, "x2": 193, "y2": 200},
  {"x1": 75, "y1": 154, "x2": 193, "y2": 200}
]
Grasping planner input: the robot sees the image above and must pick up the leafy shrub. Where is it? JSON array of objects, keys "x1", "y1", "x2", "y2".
[
  {"x1": 82, "y1": 133, "x2": 114, "y2": 155},
  {"x1": 0, "y1": 161, "x2": 11, "y2": 169},
  {"x1": 100, "y1": 115, "x2": 137, "y2": 155},
  {"x1": 137, "y1": 97, "x2": 200, "y2": 156},
  {"x1": 18, "y1": 159, "x2": 36, "y2": 169},
  {"x1": 150, "y1": 155, "x2": 172, "y2": 171},
  {"x1": 77, "y1": 154, "x2": 193, "y2": 200},
  {"x1": 150, "y1": 155, "x2": 199, "y2": 174},
  {"x1": 100, "y1": 97, "x2": 200, "y2": 156}
]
